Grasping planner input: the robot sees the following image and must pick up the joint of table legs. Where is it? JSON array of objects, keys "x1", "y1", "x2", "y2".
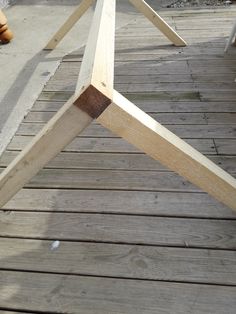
[{"x1": 73, "y1": 85, "x2": 112, "y2": 119}]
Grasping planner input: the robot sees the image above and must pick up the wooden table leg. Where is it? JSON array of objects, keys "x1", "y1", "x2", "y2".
[
  {"x1": 224, "y1": 20, "x2": 236, "y2": 52},
  {"x1": 0, "y1": 0, "x2": 115, "y2": 208},
  {"x1": 129, "y1": 0, "x2": 187, "y2": 46},
  {"x1": 44, "y1": 0, "x2": 94, "y2": 50},
  {"x1": 98, "y1": 90, "x2": 236, "y2": 211}
]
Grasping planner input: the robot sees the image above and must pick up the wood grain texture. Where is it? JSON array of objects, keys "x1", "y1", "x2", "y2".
[
  {"x1": 0, "y1": 96, "x2": 93, "y2": 209},
  {"x1": 23, "y1": 111, "x2": 236, "y2": 126},
  {"x1": 0, "y1": 0, "x2": 116, "y2": 209},
  {"x1": 31, "y1": 100, "x2": 236, "y2": 113},
  {"x1": 215, "y1": 139, "x2": 236, "y2": 155},
  {"x1": 7, "y1": 135, "x2": 217, "y2": 155},
  {"x1": 23, "y1": 111, "x2": 207, "y2": 125},
  {"x1": 3, "y1": 189, "x2": 233, "y2": 218},
  {"x1": 1, "y1": 7, "x2": 236, "y2": 314},
  {"x1": 0, "y1": 212, "x2": 235, "y2": 249},
  {"x1": 0, "y1": 168, "x2": 198, "y2": 192},
  {"x1": 38, "y1": 89, "x2": 236, "y2": 104},
  {"x1": 98, "y1": 91, "x2": 236, "y2": 210},
  {"x1": 1, "y1": 270, "x2": 236, "y2": 314},
  {"x1": 75, "y1": 0, "x2": 115, "y2": 97},
  {"x1": 1, "y1": 151, "x2": 235, "y2": 174},
  {"x1": 0, "y1": 238, "x2": 236, "y2": 285},
  {"x1": 15, "y1": 122, "x2": 236, "y2": 138}
]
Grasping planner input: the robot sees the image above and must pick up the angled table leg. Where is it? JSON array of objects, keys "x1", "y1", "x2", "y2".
[
  {"x1": 44, "y1": 0, "x2": 94, "y2": 50},
  {"x1": 98, "y1": 90, "x2": 236, "y2": 211},
  {"x1": 0, "y1": 0, "x2": 116, "y2": 208},
  {"x1": 0, "y1": 96, "x2": 93, "y2": 208},
  {"x1": 224, "y1": 20, "x2": 236, "y2": 53},
  {"x1": 129, "y1": 0, "x2": 187, "y2": 47}
]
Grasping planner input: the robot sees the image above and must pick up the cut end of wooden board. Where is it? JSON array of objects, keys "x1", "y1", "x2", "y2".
[{"x1": 74, "y1": 84, "x2": 112, "y2": 119}]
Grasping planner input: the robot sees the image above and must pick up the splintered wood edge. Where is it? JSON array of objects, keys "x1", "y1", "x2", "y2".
[{"x1": 73, "y1": 85, "x2": 112, "y2": 119}]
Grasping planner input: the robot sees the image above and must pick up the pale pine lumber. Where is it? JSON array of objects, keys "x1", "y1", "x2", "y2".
[
  {"x1": 75, "y1": 0, "x2": 115, "y2": 97},
  {"x1": 0, "y1": 0, "x2": 116, "y2": 208},
  {"x1": 0, "y1": 98, "x2": 93, "y2": 209},
  {"x1": 129, "y1": 0, "x2": 187, "y2": 46},
  {"x1": 98, "y1": 90, "x2": 236, "y2": 211},
  {"x1": 0, "y1": 8, "x2": 236, "y2": 314},
  {"x1": 44, "y1": 0, "x2": 94, "y2": 50}
]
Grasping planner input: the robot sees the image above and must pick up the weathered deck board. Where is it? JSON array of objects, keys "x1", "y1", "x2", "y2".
[
  {"x1": 22, "y1": 111, "x2": 236, "y2": 125},
  {"x1": 1, "y1": 168, "x2": 198, "y2": 192},
  {"x1": 215, "y1": 139, "x2": 236, "y2": 154},
  {"x1": 0, "y1": 212, "x2": 236, "y2": 249},
  {"x1": 38, "y1": 89, "x2": 236, "y2": 103},
  {"x1": 32, "y1": 100, "x2": 236, "y2": 113},
  {"x1": 1, "y1": 271, "x2": 236, "y2": 314},
  {"x1": 24, "y1": 111, "x2": 209, "y2": 124},
  {"x1": 0, "y1": 6, "x2": 236, "y2": 314},
  {"x1": 64, "y1": 51, "x2": 236, "y2": 61},
  {"x1": 36, "y1": 90, "x2": 199, "y2": 102},
  {"x1": 44, "y1": 60, "x2": 236, "y2": 80},
  {"x1": 2, "y1": 188, "x2": 233, "y2": 218},
  {"x1": 14, "y1": 122, "x2": 236, "y2": 138},
  {"x1": 0, "y1": 238, "x2": 236, "y2": 285},
  {"x1": 1, "y1": 151, "x2": 235, "y2": 174},
  {"x1": 6, "y1": 135, "x2": 217, "y2": 154}
]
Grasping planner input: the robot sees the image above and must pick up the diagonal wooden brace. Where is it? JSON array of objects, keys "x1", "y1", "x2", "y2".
[
  {"x1": 0, "y1": 85, "x2": 111, "y2": 208},
  {"x1": 129, "y1": 0, "x2": 187, "y2": 46},
  {"x1": 44, "y1": 0, "x2": 186, "y2": 51},
  {"x1": 44, "y1": 0, "x2": 94, "y2": 50},
  {"x1": 98, "y1": 91, "x2": 236, "y2": 211}
]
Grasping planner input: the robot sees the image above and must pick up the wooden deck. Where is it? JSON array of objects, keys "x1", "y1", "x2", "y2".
[{"x1": 0, "y1": 6, "x2": 236, "y2": 314}]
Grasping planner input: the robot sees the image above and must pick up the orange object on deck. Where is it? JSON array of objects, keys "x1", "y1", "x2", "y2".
[{"x1": 0, "y1": 9, "x2": 13, "y2": 44}]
